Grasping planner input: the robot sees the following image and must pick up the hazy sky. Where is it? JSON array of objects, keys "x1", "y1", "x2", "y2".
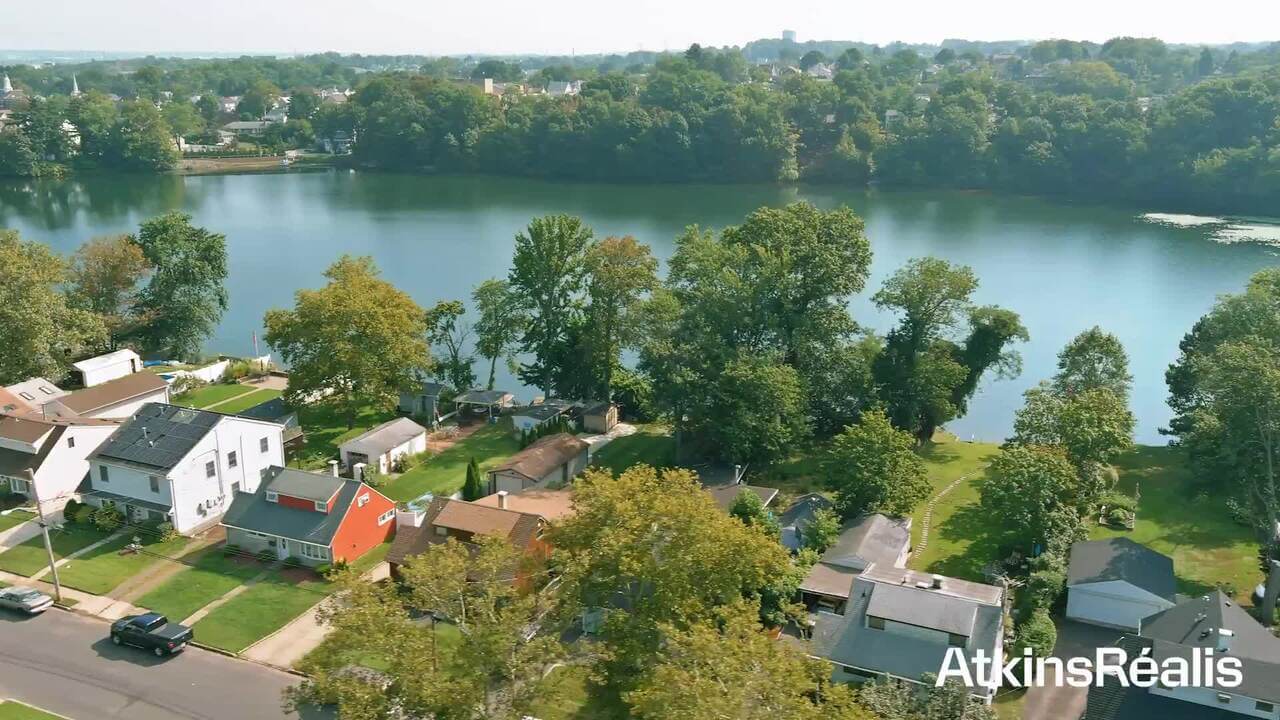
[{"x1": 8, "y1": 0, "x2": 1280, "y2": 56}]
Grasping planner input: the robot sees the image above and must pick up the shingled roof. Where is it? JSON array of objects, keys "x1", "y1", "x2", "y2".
[
  {"x1": 1068, "y1": 538, "x2": 1176, "y2": 601},
  {"x1": 387, "y1": 497, "x2": 543, "y2": 566},
  {"x1": 222, "y1": 467, "x2": 366, "y2": 546},
  {"x1": 53, "y1": 372, "x2": 168, "y2": 415},
  {"x1": 489, "y1": 433, "x2": 588, "y2": 483}
]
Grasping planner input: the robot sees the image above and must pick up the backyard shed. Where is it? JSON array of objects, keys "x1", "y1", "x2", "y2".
[
  {"x1": 339, "y1": 417, "x2": 427, "y2": 476},
  {"x1": 398, "y1": 381, "x2": 444, "y2": 425},
  {"x1": 72, "y1": 349, "x2": 142, "y2": 388},
  {"x1": 488, "y1": 433, "x2": 589, "y2": 495},
  {"x1": 1066, "y1": 537, "x2": 1177, "y2": 631},
  {"x1": 582, "y1": 401, "x2": 618, "y2": 433},
  {"x1": 453, "y1": 389, "x2": 515, "y2": 420}
]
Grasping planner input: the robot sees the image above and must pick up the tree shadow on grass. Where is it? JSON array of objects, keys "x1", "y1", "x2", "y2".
[{"x1": 928, "y1": 501, "x2": 1021, "y2": 582}]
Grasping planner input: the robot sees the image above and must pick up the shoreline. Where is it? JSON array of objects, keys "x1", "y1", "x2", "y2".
[{"x1": 176, "y1": 155, "x2": 338, "y2": 176}]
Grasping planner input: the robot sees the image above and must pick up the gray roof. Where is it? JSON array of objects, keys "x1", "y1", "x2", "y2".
[
  {"x1": 705, "y1": 484, "x2": 779, "y2": 512},
  {"x1": 1068, "y1": 538, "x2": 1176, "y2": 600},
  {"x1": 91, "y1": 403, "x2": 220, "y2": 471},
  {"x1": 823, "y1": 514, "x2": 912, "y2": 572},
  {"x1": 235, "y1": 398, "x2": 302, "y2": 441},
  {"x1": 266, "y1": 466, "x2": 344, "y2": 503},
  {"x1": 222, "y1": 467, "x2": 363, "y2": 546},
  {"x1": 454, "y1": 389, "x2": 513, "y2": 406},
  {"x1": 342, "y1": 417, "x2": 425, "y2": 453},
  {"x1": 513, "y1": 404, "x2": 568, "y2": 422},
  {"x1": 779, "y1": 493, "x2": 835, "y2": 552},
  {"x1": 808, "y1": 569, "x2": 1003, "y2": 685}
]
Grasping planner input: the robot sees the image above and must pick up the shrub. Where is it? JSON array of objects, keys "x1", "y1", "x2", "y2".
[
  {"x1": 256, "y1": 549, "x2": 276, "y2": 563},
  {"x1": 155, "y1": 521, "x2": 179, "y2": 542},
  {"x1": 283, "y1": 555, "x2": 304, "y2": 569},
  {"x1": 223, "y1": 360, "x2": 251, "y2": 382},
  {"x1": 223, "y1": 543, "x2": 242, "y2": 557},
  {"x1": 1025, "y1": 568, "x2": 1066, "y2": 611},
  {"x1": 315, "y1": 563, "x2": 332, "y2": 577},
  {"x1": 1107, "y1": 507, "x2": 1132, "y2": 527},
  {"x1": 62, "y1": 499, "x2": 81, "y2": 521},
  {"x1": 93, "y1": 505, "x2": 124, "y2": 532},
  {"x1": 1015, "y1": 609, "x2": 1057, "y2": 659},
  {"x1": 1101, "y1": 492, "x2": 1137, "y2": 513},
  {"x1": 72, "y1": 504, "x2": 97, "y2": 525}
]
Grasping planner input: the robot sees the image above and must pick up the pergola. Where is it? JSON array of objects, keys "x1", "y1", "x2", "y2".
[{"x1": 453, "y1": 389, "x2": 515, "y2": 420}]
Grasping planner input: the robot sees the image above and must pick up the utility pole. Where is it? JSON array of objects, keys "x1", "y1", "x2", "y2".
[{"x1": 26, "y1": 469, "x2": 62, "y2": 603}]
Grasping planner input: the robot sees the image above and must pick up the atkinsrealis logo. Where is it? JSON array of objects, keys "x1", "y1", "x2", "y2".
[{"x1": 937, "y1": 646, "x2": 1244, "y2": 689}]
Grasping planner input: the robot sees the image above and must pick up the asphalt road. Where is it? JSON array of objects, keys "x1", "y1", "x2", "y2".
[{"x1": 0, "y1": 608, "x2": 332, "y2": 720}]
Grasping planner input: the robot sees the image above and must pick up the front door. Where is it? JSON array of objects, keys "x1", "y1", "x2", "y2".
[{"x1": 277, "y1": 538, "x2": 290, "y2": 561}]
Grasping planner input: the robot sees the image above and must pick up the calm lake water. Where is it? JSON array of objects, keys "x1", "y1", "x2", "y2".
[{"x1": 1, "y1": 170, "x2": 1276, "y2": 444}]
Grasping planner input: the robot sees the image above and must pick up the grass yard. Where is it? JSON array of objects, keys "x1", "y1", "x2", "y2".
[
  {"x1": 0, "y1": 525, "x2": 112, "y2": 577},
  {"x1": 298, "y1": 617, "x2": 462, "y2": 673},
  {"x1": 56, "y1": 532, "x2": 192, "y2": 596},
  {"x1": 192, "y1": 570, "x2": 333, "y2": 653},
  {"x1": 211, "y1": 388, "x2": 282, "y2": 414},
  {"x1": 0, "y1": 510, "x2": 35, "y2": 533},
  {"x1": 589, "y1": 424, "x2": 675, "y2": 475},
  {"x1": 1091, "y1": 445, "x2": 1259, "y2": 603},
  {"x1": 907, "y1": 437, "x2": 1001, "y2": 580},
  {"x1": 293, "y1": 403, "x2": 397, "y2": 471},
  {"x1": 384, "y1": 420, "x2": 521, "y2": 502},
  {"x1": 0, "y1": 701, "x2": 67, "y2": 720},
  {"x1": 528, "y1": 665, "x2": 627, "y2": 720},
  {"x1": 174, "y1": 383, "x2": 256, "y2": 409},
  {"x1": 134, "y1": 547, "x2": 264, "y2": 621}
]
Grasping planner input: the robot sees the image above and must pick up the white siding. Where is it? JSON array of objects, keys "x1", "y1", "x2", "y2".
[
  {"x1": 31, "y1": 424, "x2": 117, "y2": 505},
  {"x1": 79, "y1": 358, "x2": 138, "y2": 387},
  {"x1": 1066, "y1": 580, "x2": 1174, "y2": 631},
  {"x1": 341, "y1": 433, "x2": 426, "y2": 475},
  {"x1": 79, "y1": 387, "x2": 170, "y2": 420}
]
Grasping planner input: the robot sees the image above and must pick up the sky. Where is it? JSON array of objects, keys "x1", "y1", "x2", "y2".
[{"x1": 7, "y1": 0, "x2": 1280, "y2": 56}]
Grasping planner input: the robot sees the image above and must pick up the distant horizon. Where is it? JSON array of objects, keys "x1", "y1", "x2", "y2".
[{"x1": 4, "y1": 0, "x2": 1277, "y2": 58}]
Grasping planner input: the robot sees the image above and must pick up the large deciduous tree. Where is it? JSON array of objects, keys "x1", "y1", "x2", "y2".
[
  {"x1": 0, "y1": 230, "x2": 106, "y2": 384},
  {"x1": 824, "y1": 409, "x2": 930, "y2": 518},
  {"x1": 509, "y1": 214, "x2": 593, "y2": 397},
  {"x1": 583, "y1": 235, "x2": 658, "y2": 399},
  {"x1": 264, "y1": 255, "x2": 430, "y2": 427},
  {"x1": 979, "y1": 445, "x2": 1085, "y2": 557},
  {"x1": 426, "y1": 299, "x2": 477, "y2": 392},
  {"x1": 130, "y1": 212, "x2": 229, "y2": 360},
  {"x1": 1053, "y1": 326, "x2": 1133, "y2": 399},
  {"x1": 66, "y1": 234, "x2": 151, "y2": 347},
  {"x1": 471, "y1": 279, "x2": 526, "y2": 390}
]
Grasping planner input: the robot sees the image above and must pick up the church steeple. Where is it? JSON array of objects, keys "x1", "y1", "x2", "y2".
[
  {"x1": 70, "y1": 73, "x2": 81, "y2": 97},
  {"x1": 2, "y1": 74, "x2": 11, "y2": 95}
]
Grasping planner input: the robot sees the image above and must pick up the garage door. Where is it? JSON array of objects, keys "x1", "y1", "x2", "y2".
[{"x1": 1066, "y1": 586, "x2": 1166, "y2": 631}]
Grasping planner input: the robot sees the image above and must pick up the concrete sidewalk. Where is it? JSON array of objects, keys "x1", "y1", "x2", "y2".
[
  {"x1": 581, "y1": 421, "x2": 637, "y2": 454},
  {"x1": 0, "y1": 515, "x2": 41, "y2": 552}
]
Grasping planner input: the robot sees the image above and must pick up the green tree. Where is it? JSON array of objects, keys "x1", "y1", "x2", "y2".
[
  {"x1": 584, "y1": 235, "x2": 658, "y2": 398},
  {"x1": 0, "y1": 230, "x2": 106, "y2": 384},
  {"x1": 509, "y1": 214, "x2": 593, "y2": 397},
  {"x1": 195, "y1": 93, "x2": 221, "y2": 123},
  {"x1": 286, "y1": 90, "x2": 321, "y2": 121},
  {"x1": 0, "y1": 130, "x2": 38, "y2": 176},
  {"x1": 463, "y1": 457, "x2": 485, "y2": 501},
  {"x1": 979, "y1": 445, "x2": 1084, "y2": 557},
  {"x1": 426, "y1": 299, "x2": 476, "y2": 392},
  {"x1": 859, "y1": 676, "x2": 995, "y2": 720},
  {"x1": 264, "y1": 255, "x2": 431, "y2": 428},
  {"x1": 729, "y1": 488, "x2": 782, "y2": 539},
  {"x1": 800, "y1": 506, "x2": 841, "y2": 553},
  {"x1": 825, "y1": 409, "x2": 930, "y2": 518},
  {"x1": 1053, "y1": 326, "x2": 1132, "y2": 399},
  {"x1": 67, "y1": 235, "x2": 151, "y2": 346},
  {"x1": 471, "y1": 60, "x2": 524, "y2": 82},
  {"x1": 130, "y1": 212, "x2": 228, "y2": 359},
  {"x1": 113, "y1": 100, "x2": 178, "y2": 170},
  {"x1": 1012, "y1": 383, "x2": 1135, "y2": 471},
  {"x1": 237, "y1": 80, "x2": 280, "y2": 118},
  {"x1": 699, "y1": 354, "x2": 810, "y2": 465},
  {"x1": 161, "y1": 100, "x2": 204, "y2": 141},
  {"x1": 471, "y1": 279, "x2": 526, "y2": 390}
]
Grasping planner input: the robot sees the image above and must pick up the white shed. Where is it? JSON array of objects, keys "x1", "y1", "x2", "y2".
[
  {"x1": 72, "y1": 349, "x2": 142, "y2": 387},
  {"x1": 339, "y1": 418, "x2": 427, "y2": 476},
  {"x1": 1066, "y1": 537, "x2": 1177, "y2": 631}
]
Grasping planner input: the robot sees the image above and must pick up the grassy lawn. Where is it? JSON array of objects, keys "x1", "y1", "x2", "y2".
[
  {"x1": 0, "y1": 525, "x2": 112, "y2": 577},
  {"x1": 192, "y1": 569, "x2": 333, "y2": 653},
  {"x1": 1091, "y1": 445, "x2": 1259, "y2": 603},
  {"x1": 213, "y1": 388, "x2": 282, "y2": 414},
  {"x1": 0, "y1": 510, "x2": 35, "y2": 533},
  {"x1": 298, "y1": 617, "x2": 462, "y2": 672},
  {"x1": 383, "y1": 420, "x2": 521, "y2": 502},
  {"x1": 56, "y1": 532, "x2": 192, "y2": 596},
  {"x1": 292, "y1": 403, "x2": 397, "y2": 471},
  {"x1": 589, "y1": 424, "x2": 675, "y2": 475},
  {"x1": 0, "y1": 701, "x2": 67, "y2": 720},
  {"x1": 174, "y1": 383, "x2": 256, "y2": 409},
  {"x1": 907, "y1": 437, "x2": 1000, "y2": 580},
  {"x1": 134, "y1": 547, "x2": 264, "y2": 621},
  {"x1": 528, "y1": 665, "x2": 627, "y2": 720}
]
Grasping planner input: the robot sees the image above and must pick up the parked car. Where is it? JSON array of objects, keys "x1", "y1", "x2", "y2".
[
  {"x1": 0, "y1": 586, "x2": 54, "y2": 614},
  {"x1": 109, "y1": 613, "x2": 193, "y2": 657}
]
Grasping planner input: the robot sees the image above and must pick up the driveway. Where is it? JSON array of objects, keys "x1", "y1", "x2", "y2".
[
  {"x1": 1022, "y1": 619, "x2": 1126, "y2": 720},
  {"x1": 0, "y1": 608, "x2": 330, "y2": 719}
]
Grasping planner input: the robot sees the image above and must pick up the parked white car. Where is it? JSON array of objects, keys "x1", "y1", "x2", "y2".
[{"x1": 0, "y1": 586, "x2": 54, "y2": 614}]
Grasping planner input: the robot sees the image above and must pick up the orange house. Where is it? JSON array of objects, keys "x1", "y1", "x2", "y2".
[{"x1": 221, "y1": 466, "x2": 396, "y2": 566}]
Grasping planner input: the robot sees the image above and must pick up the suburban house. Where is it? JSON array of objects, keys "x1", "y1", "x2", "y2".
[
  {"x1": 805, "y1": 565, "x2": 1005, "y2": 703},
  {"x1": 1083, "y1": 591, "x2": 1280, "y2": 719},
  {"x1": 71, "y1": 349, "x2": 142, "y2": 388},
  {"x1": 487, "y1": 433, "x2": 589, "y2": 495},
  {"x1": 235, "y1": 397, "x2": 304, "y2": 453},
  {"x1": 1066, "y1": 537, "x2": 1177, "y2": 631},
  {"x1": 779, "y1": 493, "x2": 836, "y2": 552},
  {"x1": 83, "y1": 403, "x2": 285, "y2": 534},
  {"x1": 387, "y1": 496, "x2": 548, "y2": 580},
  {"x1": 705, "y1": 482, "x2": 779, "y2": 514},
  {"x1": 511, "y1": 402, "x2": 574, "y2": 434},
  {"x1": 397, "y1": 381, "x2": 444, "y2": 424},
  {"x1": 473, "y1": 487, "x2": 576, "y2": 523},
  {"x1": 4, "y1": 378, "x2": 68, "y2": 412},
  {"x1": 0, "y1": 388, "x2": 27, "y2": 414},
  {"x1": 799, "y1": 513, "x2": 913, "y2": 612},
  {"x1": 582, "y1": 401, "x2": 618, "y2": 434},
  {"x1": 0, "y1": 414, "x2": 120, "y2": 508},
  {"x1": 40, "y1": 373, "x2": 171, "y2": 420},
  {"x1": 338, "y1": 417, "x2": 427, "y2": 477},
  {"x1": 221, "y1": 465, "x2": 396, "y2": 565}
]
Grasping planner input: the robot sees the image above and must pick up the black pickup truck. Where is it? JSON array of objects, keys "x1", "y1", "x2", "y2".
[{"x1": 109, "y1": 612, "x2": 193, "y2": 657}]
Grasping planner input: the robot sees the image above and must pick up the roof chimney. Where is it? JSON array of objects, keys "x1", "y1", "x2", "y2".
[
  {"x1": 497, "y1": 490, "x2": 508, "y2": 509},
  {"x1": 931, "y1": 574, "x2": 945, "y2": 590},
  {"x1": 1217, "y1": 628, "x2": 1234, "y2": 653},
  {"x1": 328, "y1": 459, "x2": 339, "y2": 477}
]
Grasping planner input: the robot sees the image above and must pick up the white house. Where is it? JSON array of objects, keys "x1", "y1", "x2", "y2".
[
  {"x1": 487, "y1": 433, "x2": 589, "y2": 495},
  {"x1": 0, "y1": 414, "x2": 120, "y2": 510},
  {"x1": 84, "y1": 403, "x2": 285, "y2": 535},
  {"x1": 40, "y1": 372, "x2": 170, "y2": 420},
  {"x1": 339, "y1": 418, "x2": 427, "y2": 477},
  {"x1": 1066, "y1": 537, "x2": 1177, "y2": 632},
  {"x1": 72, "y1": 349, "x2": 142, "y2": 387}
]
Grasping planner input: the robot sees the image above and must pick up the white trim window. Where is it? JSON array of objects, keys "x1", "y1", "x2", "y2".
[
  {"x1": 378, "y1": 509, "x2": 394, "y2": 526},
  {"x1": 299, "y1": 543, "x2": 329, "y2": 561},
  {"x1": 358, "y1": 493, "x2": 370, "y2": 508},
  {"x1": 314, "y1": 500, "x2": 327, "y2": 512}
]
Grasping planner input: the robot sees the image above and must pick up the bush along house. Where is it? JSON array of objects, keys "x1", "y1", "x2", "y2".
[{"x1": 221, "y1": 465, "x2": 396, "y2": 566}]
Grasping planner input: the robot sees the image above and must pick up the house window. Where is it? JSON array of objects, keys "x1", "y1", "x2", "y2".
[
  {"x1": 149, "y1": 476, "x2": 160, "y2": 494},
  {"x1": 227, "y1": 451, "x2": 238, "y2": 468},
  {"x1": 300, "y1": 543, "x2": 329, "y2": 560},
  {"x1": 378, "y1": 509, "x2": 394, "y2": 526},
  {"x1": 948, "y1": 634, "x2": 967, "y2": 648},
  {"x1": 867, "y1": 616, "x2": 885, "y2": 630},
  {"x1": 266, "y1": 491, "x2": 278, "y2": 503},
  {"x1": 99, "y1": 465, "x2": 110, "y2": 483},
  {"x1": 18, "y1": 392, "x2": 33, "y2": 401},
  {"x1": 39, "y1": 386, "x2": 54, "y2": 395},
  {"x1": 1257, "y1": 701, "x2": 1275, "y2": 713},
  {"x1": 67, "y1": 436, "x2": 75, "y2": 448},
  {"x1": 259, "y1": 437, "x2": 269, "y2": 453},
  {"x1": 205, "y1": 461, "x2": 216, "y2": 478},
  {"x1": 358, "y1": 493, "x2": 370, "y2": 508},
  {"x1": 314, "y1": 500, "x2": 327, "y2": 512}
]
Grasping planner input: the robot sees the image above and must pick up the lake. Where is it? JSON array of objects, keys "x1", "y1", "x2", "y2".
[{"x1": 1, "y1": 170, "x2": 1276, "y2": 444}]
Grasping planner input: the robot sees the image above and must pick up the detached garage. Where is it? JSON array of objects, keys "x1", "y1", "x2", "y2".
[{"x1": 1066, "y1": 537, "x2": 1177, "y2": 632}]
